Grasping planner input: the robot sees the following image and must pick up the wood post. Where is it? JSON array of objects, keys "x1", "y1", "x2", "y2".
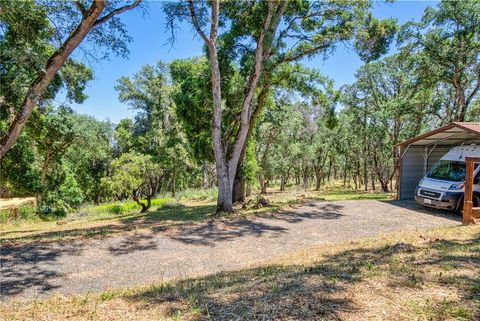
[{"x1": 463, "y1": 156, "x2": 480, "y2": 224}]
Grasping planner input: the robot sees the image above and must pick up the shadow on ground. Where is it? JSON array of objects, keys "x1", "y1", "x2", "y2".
[
  {"x1": 0, "y1": 201, "x2": 345, "y2": 297},
  {"x1": 385, "y1": 199, "x2": 462, "y2": 222},
  {"x1": 168, "y1": 202, "x2": 345, "y2": 246},
  {"x1": 1, "y1": 204, "x2": 217, "y2": 244},
  {"x1": 0, "y1": 243, "x2": 83, "y2": 297},
  {"x1": 0, "y1": 199, "x2": 464, "y2": 301},
  {"x1": 126, "y1": 231, "x2": 480, "y2": 320}
]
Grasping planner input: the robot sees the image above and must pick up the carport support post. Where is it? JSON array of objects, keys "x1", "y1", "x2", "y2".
[{"x1": 463, "y1": 157, "x2": 477, "y2": 224}]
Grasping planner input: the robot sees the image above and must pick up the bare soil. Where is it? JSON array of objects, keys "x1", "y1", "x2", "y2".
[{"x1": 1, "y1": 199, "x2": 459, "y2": 302}]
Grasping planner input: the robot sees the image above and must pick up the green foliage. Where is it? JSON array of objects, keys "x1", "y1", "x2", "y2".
[
  {"x1": 94, "y1": 197, "x2": 175, "y2": 215},
  {"x1": 101, "y1": 152, "x2": 165, "y2": 211},
  {"x1": 49, "y1": 169, "x2": 84, "y2": 208},
  {"x1": 0, "y1": 132, "x2": 40, "y2": 195},
  {"x1": 0, "y1": 204, "x2": 37, "y2": 224},
  {"x1": 354, "y1": 14, "x2": 398, "y2": 62},
  {"x1": 243, "y1": 139, "x2": 259, "y2": 186},
  {"x1": 398, "y1": 0, "x2": 480, "y2": 122},
  {"x1": 170, "y1": 57, "x2": 213, "y2": 162},
  {"x1": 0, "y1": 106, "x2": 113, "y2": 211},
  {"x1": 115, "y1": 61, "x2": 193, "y2": 195},
  {"x1": 114, "y1": 118, "x2": 135, "y2": 154}
]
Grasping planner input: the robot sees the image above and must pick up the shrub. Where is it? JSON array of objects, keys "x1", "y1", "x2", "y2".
[{"x1": 19, "y1": 204, "x2": 37, "y2": 220}]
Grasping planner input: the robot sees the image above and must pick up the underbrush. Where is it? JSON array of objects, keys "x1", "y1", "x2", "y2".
[
  {"x1": 0, "y1": 204, "x2": 38, "y2": 224},
  {"x1": 173, "y1": 188, "x2": 217, "y2": 201}
]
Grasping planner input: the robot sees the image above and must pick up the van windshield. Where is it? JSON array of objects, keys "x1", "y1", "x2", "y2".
[{"x1": 426, "y1": 160, "x2": 474, "y2": 182}]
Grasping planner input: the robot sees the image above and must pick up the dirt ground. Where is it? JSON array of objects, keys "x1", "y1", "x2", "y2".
[{"x1": 1, "y1": 199, "x2": 460, "y2": 302}]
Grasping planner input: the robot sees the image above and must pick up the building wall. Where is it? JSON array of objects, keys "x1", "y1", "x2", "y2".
[{"x1": 398, "y1": 145, "x2": 451, "y2": 200}]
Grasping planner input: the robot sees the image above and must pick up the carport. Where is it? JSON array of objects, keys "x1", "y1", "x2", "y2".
[{"x1": 397, "y1": 122, "x2": 480, "y2": 200}]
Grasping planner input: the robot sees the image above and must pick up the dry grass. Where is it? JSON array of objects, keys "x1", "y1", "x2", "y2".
[
  {"x1": 0, "y1": 197, "x2": 36, "y2": 210},
  {"x1": 2, "y1": 224, "x2": 478, "y2": 321}
]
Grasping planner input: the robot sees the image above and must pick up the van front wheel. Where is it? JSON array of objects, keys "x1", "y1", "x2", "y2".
[{"x1": 457, "y1": 194, "x2": 480, "y2": 213}]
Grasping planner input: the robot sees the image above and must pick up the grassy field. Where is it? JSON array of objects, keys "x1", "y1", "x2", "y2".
[
  {"x1": 1, "y1": 224, "x2": 478, "y2": 321},
  {"x1": 0, "y1": 185, "x2": 393, "y2": 244}
]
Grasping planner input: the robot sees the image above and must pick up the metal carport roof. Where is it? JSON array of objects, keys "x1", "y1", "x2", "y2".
[{"x1": 398, "y1": 122, "x2": 480, "y2": 147}]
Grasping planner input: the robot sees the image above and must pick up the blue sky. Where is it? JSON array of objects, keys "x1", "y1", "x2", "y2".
[{"x1": 68, "y1": 0, "x2": 437, "y2": 123}]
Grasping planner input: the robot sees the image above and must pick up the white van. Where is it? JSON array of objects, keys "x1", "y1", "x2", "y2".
[{"x1": 415, "y1": 145, "x2": 480, "y2": 211}]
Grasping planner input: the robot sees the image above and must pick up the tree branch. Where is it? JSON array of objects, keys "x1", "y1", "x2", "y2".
[
  {"x1": 74, "y1": 0, "x2": 87, "y2": 17},
  {"x1": 466, "y1": 75, "x2": 480, "y2": 108},
  {"x1": 94, "y1": 0, "x2": 142, "y2": 26},
  {"x1": 187, "y1": 0, "x2": 210, "y2": 44},
  {"x1": 210, "y1": 0, "x2": 219, "y2": 41}
]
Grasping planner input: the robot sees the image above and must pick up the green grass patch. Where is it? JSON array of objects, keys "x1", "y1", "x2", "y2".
[
  {"x1": 93, "y1": 197, "x2": 175, "y2": 215},
  {"x1": 173, "y1": 188, "x2": 217, "y2": 201},
  {"x1": 0, "y1": 204, "x2": 39, "y2": 225}
]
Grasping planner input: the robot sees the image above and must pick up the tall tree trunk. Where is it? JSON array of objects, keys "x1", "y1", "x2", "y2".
[
  {"x1": 315, "y1": 167, "x2": 322, "y2": 191},
  {"x1": 189, "y1": 0, "x2": 285, "y2": 213},
  {"x1": 226, "y1": 2, "x2": 285, "y2": 200},
  {"x1": 232, "y1": 177, "x2": 245, "y2": 203},
  {"x1": 280, "y1": 175, "x2": 288, "y2": 192},
  {"x1": 259, "y1": 171, "x2": 267, "y2": 194},
  {"x1": 200, "y1": 1, "x2": 233, "y2": 213},
  {"x1": 303, "y1": 165, "x2": 309, "y2": 191},
  {"x1": 327, "y1": 158, "x2": 333, "y2": 182},
  {"x1": 380, "y1": 179, "x2": 389, "y2": 193},
  {"x1": 36, "y1": 148, "x2": 52, "y2": 209},
  {"x1": 363, "y1": 160, "x2": 368, "y2": 192},
  {"x1": 202, "y1": 161, "x2": 207, "y2": 189},
  {"x1": 171, "y1": 169, "x2": 176, "y2": 198}
]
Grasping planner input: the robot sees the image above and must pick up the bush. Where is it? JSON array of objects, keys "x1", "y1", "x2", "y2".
[{"x1": 19, "y1": 204, "x2": 37, "y2": 220}]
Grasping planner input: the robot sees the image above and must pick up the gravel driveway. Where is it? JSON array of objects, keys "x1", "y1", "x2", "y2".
[{"x1": 1, "y1": 199, "x2": 460, "y2": 301}]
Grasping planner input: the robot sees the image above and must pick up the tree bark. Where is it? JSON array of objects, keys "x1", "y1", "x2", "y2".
[
  {"x1": 226, "y1": 2, "x2": 285, "y2": 192},
  {"x1": 133, "y1": 192, "x2": 150, "y2": 213},
  {"x1": 171, "y1": 169, "x2": 176, "y2": 198},
  {"x1": 303, "y1": 165, "x2": 309, "y2": 191},
  {"x1": 246, "y1": 183, "x2": 252, "y2": 197},
  {"x1": 259, "y1": 171, "x2": 267, "y2": 194},
  {"x1": 35, "y1": 148, "x2": 52, "y2": 209},
  {"x1": 232, "y1": 177, "x2": 245, "y2": 203},
  {"x1": 202, "y1": 161, "x2": 207, "y2": 189}
]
